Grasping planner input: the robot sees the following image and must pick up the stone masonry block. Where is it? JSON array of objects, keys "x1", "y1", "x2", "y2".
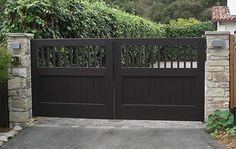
[
  {"x1": 12, "y1": 68, "x2": 28, "y2": 78},
  {"x1": 205, "y1": 66, "x2": 224, "y2": 72},
  {"x1": 207, "y1": 88, "x2": 225, "y2": 97},
  {"x1": 9, "y1": 112, "x2": 30, "y2": 123},
  {"x1": 212, "y1": 72, "x2": 229, "y2": 82},
  {"x1": 12, "y1": 98, "x2": 30, "y2": 110},
  {"x1": 8, "y1": 77, "x2": 22, "y2": 89},
  {"x1": 206, "y1": 60, "x2": 229, "y2": 66},
  {"x1": 208, "y1": 49, "x2": 229, "y2": 57}
]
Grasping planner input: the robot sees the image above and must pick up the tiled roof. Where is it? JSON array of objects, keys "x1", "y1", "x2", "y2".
[{"x1": 212, "y1": 6, "x2": 236, "y2": 22}]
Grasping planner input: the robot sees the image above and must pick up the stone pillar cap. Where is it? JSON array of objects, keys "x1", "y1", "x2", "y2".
[
  {"x1": 6, "y1": 33, "x2": 34, "y2": 37},
  {"x1": 205, "y1": 31, "x2": 231, "y2": 35}
]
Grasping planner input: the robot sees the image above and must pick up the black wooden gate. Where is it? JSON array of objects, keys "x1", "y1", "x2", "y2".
[
  {"x1": 31, "y1": 39, "x2": 114, "y2": 118},
  {"x1": 0, "y1": 81, "x2": 9, "y2": 127},
  {"x1": 31, "y1": 38, "x2": 205, "y2": 121}
]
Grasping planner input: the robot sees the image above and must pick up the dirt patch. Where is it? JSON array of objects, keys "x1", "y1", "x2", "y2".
[
  {"x1": 216, "y1": 134, "x2": 236, "y2": 149},
  {"x1": 0, "y1": 127, "x2": 10, "y2": 132}
]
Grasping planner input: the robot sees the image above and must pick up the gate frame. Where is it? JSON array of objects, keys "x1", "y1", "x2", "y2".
[
  {"x1": 230, "y1": 34, "x2": 236, "y2": 123},
  {"x1": 6, "y1": 32, "x2": 231, "y2": 127},
  {"x1": 31, "y1": 38, "x2": 206, "y2": 121}
]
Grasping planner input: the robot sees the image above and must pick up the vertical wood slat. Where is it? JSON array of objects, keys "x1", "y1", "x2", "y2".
[
  {"x1": 138, "y1": 45, "x2": 141, "y2": 67},
  {"x1": 37, "y1": 48, "x2": 40, "y2": 68},
  {"x1": 144, "y1": 45, "x2": 147, "y2": 68},
  {"x1": 41, "y1": 48, "x2": 45, "y2": 68},
  {"x1": 164, "y1": 46, "x2": 167, "y2": 68},
  {"x1": 63, "y1": 47, "x2": 67, "y2": 67},
  {"x1": 170, "y1": 46, "x2": 173, "y2": 68},
  {"x1": 46, "y1": 47, "x2": 50, "y2": 68},
  {"x1": 88, "y1": 46, "x2": 91, "y2": 68},
  {"x1": 53, "y1": 47, "x2": 56, "y2": 68},
  {"x1": 190, "y1": 46, "x2": 193, "y2": 68},
  {"x1": 58, "y1": 47, "x2": 61, "y2": 68},
  {"x1": 183, "y1": 46, "x2": 186, "y2": 68},
  {"x1": 69, "y1": 47, "x2": 73, "y2": 67},
  {"x1": 125, "y1": 46, "x2": 128, "y2": 68},
  {"x1": 158, "y1": 46, "x2": 161, "y2": 68},
  {"x1": 75, "y1": 47, "x2": 79, "y2": 67},
  {"x1": 100, "y1": 47, "x2": 103, "y2": 68},
  {"x1": 177, "y1": 46, "x2": 180, "y2": 68},
  {"x1": 132, "y1": 45, "x2": 135, "y2": 68},
  {"x1": 150, "y1": 45, "x2": 154, "y2": 68},
  {"x1": 94, "y1": 46, "x2": 97, "y2": 68},
  {"x1": 230, "y1": 35, "x2": 236, "y2": 109},
  {"x1": 184, "y1": 54, "x2": 186, "y2": 69},
  {"x1": 82, "y1": 46, "x2": 85, "y2": 67}
]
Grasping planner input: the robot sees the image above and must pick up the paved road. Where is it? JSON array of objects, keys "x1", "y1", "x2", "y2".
[{"x1": 2, "y1": 118, "x2": 225, "y2": 149}]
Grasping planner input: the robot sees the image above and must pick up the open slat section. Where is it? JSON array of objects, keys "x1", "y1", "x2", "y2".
[
  {"x1": 121, "y1": 44, "x2": 198, "y2": 69},
  {"x1": 37, "y1": 45, "x2": 106, "y2": 68}
]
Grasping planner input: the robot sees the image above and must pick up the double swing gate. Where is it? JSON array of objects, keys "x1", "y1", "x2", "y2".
[{"x1": 32, "y1": 38, "x2": 205, "y2": 121}]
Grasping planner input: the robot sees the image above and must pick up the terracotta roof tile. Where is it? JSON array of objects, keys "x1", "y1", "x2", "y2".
[{"x1": 212, "y1": 6, "x2": 236, "y2": 22}]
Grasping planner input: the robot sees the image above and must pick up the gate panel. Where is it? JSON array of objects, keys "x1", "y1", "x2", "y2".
[
  {"x1": 230, "y1": 35, "x2": 236, "y2": 110},
  {"x1": 114, "y1": 38, "x2": 205, "y2": 121},
  {"x1": 31, "y1": 39, "x2": 113, "y2": 118}
]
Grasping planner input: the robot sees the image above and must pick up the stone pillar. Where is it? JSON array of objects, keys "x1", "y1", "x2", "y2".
[
  {"x1": 205, "y1": 31, "x2": 231, "y2": 119},
  {"x1": 6, "y1": 33, "x2": 34, "y2": 128}
]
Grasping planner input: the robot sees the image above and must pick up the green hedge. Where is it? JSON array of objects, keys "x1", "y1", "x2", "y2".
[
  {"x1": 0, "y1": 0, "x2": 165, "y2": 40},
  {"x1": 0, "y1": 45, "x2": 11, "y2": 81},
  {"x1": 0, "y1": 0, "x2": 215, "y2": 65},
  {"x1": 165, "y1": 21, "x2": 215, "y2": 37},
  {"x1": 0, "y1": 0, "x2": 215, "y2": 40}
]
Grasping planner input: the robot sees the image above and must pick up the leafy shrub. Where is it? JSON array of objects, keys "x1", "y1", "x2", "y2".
[
  {"x1": 0, "y1": 1, "x2": 215, "y2": 64},
  {"x1": 0, "y1": 1, "x2": 214, "y2": 40},
  {"x1": 206, "y1": 109, "x2": 236, "y2": 138},
  {"x1": 169, "y1": 18, "x2": 201, "y2": 27},
  {"x1": 0, "y1": 0, "x2": 165, "y2": 40},
  {"x1": 0, "y1": 44, "x2": 11, "y2": 81},
  {"x1": 165, "y1": 21, "x2": 215, "y2": 37}
]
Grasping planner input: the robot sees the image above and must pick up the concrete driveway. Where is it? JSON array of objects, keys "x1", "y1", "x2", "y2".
[{"x1": 2, "y1": 118, "x2": 225, "y2": 149}]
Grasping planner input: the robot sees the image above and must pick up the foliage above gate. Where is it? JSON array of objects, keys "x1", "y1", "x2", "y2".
[
  {"x1": 0, "y1": 0, "x2": 165, "y2": 40},
  {"x1": 0, "y1": 0, "x2": 215, "y2": 40},
  {"x1": 0, "y1": 45, "x2": 11, "y2": 81}
]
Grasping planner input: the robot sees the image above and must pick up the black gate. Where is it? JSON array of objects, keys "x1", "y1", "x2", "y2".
[
  {"x1": 114, "y1": 39, "x2": 205, "y2": 121},
  {"x1": 31, "y1": 38, "x2": 205, "y2": 121},
  {"x1": 0, "y1": 81, "x2": 9, "y2": 127},
  {"x1": 31, "y1": 39, "x2": 114, "y2": 118}
]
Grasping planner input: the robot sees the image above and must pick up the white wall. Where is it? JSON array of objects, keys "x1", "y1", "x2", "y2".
[
  {"x1": 218, "y1": 22, "x2": 236, "y2": 34},
  {"x1": 227, "y1": 0, "x2": 236, "y2": 15}
]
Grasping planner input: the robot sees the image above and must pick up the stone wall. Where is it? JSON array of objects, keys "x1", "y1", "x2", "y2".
[
  {"x1": 6, "y1": 33, "x2": 34, "y2": 128},
  {"x1": 205, "y1": 31, "x2": 231, "y2": 119}
]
